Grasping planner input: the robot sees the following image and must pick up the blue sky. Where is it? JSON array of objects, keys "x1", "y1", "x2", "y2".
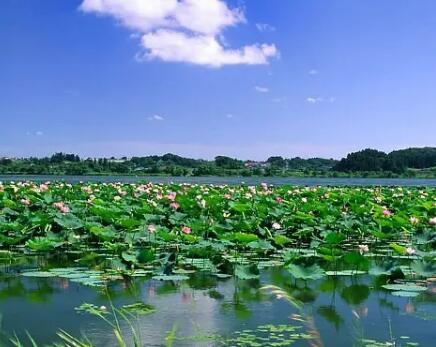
[{"x1": 1, "y1": 0, "x2": 436, "y2": 160}]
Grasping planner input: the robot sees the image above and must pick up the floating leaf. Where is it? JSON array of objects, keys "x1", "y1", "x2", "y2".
[
  {"x1": 287, "y1": 264, "x2": 325, "y2": 280},
  {"x1": 391, "y1": 291, "x2": 420, "y2": 298},
  {"x1": 121, "y1": 302, "x2": 156, "y2": 315},
  {"x1": 21, "y1": 271, "x2": 57, "y2": 278},
  {"x1": 152, "y1": 275, "x2": 189, "y2": 281},
  {"x1": 325, "y1": 270, "x2": 366, "y2": 276},
  {"x1": 382, "y1": 284, "x2": 427, "y2": 292},
  {"x1": 234, "y1": 264, "x2": 259, "y2": 280}
]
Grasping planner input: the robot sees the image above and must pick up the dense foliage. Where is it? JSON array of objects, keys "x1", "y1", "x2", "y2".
[
  {"x1": 334, "y1": 147, "x2": 436, "y2": 174},
  {"x1": 0, "y1": 153, "x2": 338, "y2": 176},
  {"x1": 0, "y1": 181, "x2": 435, "y2": 278},
  {"x1": 2, "y1": 148, "x2": 436, "y2": 177}
]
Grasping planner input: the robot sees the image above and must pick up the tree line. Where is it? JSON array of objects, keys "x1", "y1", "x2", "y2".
[
  {"x1": 0, "y1": 147, "x2": 435, "y2": 177},
  {"x1": 333, "y1": 147, "x2": 436, "y2": 173}
]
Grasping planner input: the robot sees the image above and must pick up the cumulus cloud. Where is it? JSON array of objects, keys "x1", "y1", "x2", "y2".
[
  {"x1": 138, "y1": 30, "x2": 276, "y2": 67},
  {"x1": 254, "y1": 86, "x2": 269, "y2": 93},
  {"x1": 308, "y1": 69, "x2": 318, "y2": 75},
  {"x1": 80, "y1": 0, "x2": 278, "y2": 67},
  {"x1": 148, "y1": 114, "x2": 165, "y2": 121}
]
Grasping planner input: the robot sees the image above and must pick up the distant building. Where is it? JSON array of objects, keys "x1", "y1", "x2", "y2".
[{"x1": 244, "y1": 161, "x2": 268, "y2": 168}]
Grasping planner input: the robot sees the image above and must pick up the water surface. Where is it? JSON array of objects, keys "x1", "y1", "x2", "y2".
[
  {"x1": 1, "y1": 175, "x2": 436, "y2": 187},
  {"x1": 0, "y1": 265, "x2": 434, "y2": 346}
]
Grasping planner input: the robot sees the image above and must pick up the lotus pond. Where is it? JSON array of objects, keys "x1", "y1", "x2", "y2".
[{"x1": 0, "y1": 181, "x2": 435, "y2": 346}]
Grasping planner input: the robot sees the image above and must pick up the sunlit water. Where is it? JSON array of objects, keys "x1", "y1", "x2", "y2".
[
  {"x1": 1, "y1": 175, "x2": 436, "y2": 187},
  {"x1": 0, "y1": 266, "x2": 434, "y2": 346}
]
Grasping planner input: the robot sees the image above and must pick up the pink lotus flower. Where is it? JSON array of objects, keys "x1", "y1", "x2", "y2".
[
  {"x1": 147, "y1": 224, "x2": 156, "y2": 233},
  {"x1": 21, "y1": 198, "x2": 31, "y2": 206},
  {"x1": 275, "y1": 197, "x2": 283, "y2": 204},
  {"x1": 167, "y1": 192, "x2": 177, "y2": 201},
  {"x1": 170, "y1": 202, "x2": 180, "y2": 210},
  {"x1": 60, "y1": 206, "x2": 70, "y2": 213},
  {"x1": 383, "y1": 209, "x2": 393, "y2": 216},
  {"x1": 405, "y1": 247, "x2": 416, "y2": 255},
  {"x1": 224, "y1": 193, "x2": 232, "y2": 200},
  {"x1": 39, "y1": 184, "x2": 49, "y2": 192},
  {"x1": 429, "y1": 217, "x2": 436, "y2": 225},
  {"x1": 261, "y1": 183, "x2": 268, "y2": 190},
  {"x1": 82, "y1": 186, "x2": 93, "y2": 194},
  {"x1": 53, "y1": 202, "x2": 70, "y2": 213},
  {"x1": 182, "y1": 226, "x2": 191, "y2": 235}
]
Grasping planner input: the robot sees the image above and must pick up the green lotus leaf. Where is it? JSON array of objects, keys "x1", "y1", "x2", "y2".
[{"x1": 287, "y1": 264, "x2": 325, "y2": 280}]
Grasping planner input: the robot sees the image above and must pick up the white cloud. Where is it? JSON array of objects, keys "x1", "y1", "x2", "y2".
[
  {"x1": 256, "y1": 23, "x2": 276, "y2": 32},
  {"x1": 254, "y1": 86, "x2": 269, "y2": 93},
  {"x1": 306, "y1": 96, "x2": 336, "y2": 104},
  {"x1": 35, "y1": 131, "x2": 44, "y2": 136},
  {"x1": 80, "y1": 0, "x2": 278, "y2": 67},
  {"x1": 306, "y1": 97, "x2": 323, "y2": 104},
  {"x1": 308, "y1": 69, "x2": 318, "y2": 75},
  {"x1": 225, "y1": 113, "x2": 234, "y2": 118},
  {"x1": 139, "y1": 30, "x2": 276, "y2": 67},
  {"x1": 148, "y1": 114, "x2": 165, "y2": 121}
]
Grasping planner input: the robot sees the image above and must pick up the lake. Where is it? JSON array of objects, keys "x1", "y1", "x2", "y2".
[
  {"x1": 0, "y1": 180, "x2": 435, "y2": 346},
  {"x1": 1, "y1": 258, "x2": 434, "y2": 347},
  {"x1": 1, "y1": 175, "x2": 436, "y2": 186}
]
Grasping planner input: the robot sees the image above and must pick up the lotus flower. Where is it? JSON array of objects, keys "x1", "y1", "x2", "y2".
[
  {"x1": 53, "y1": 202, "x2": 70, "y2": 213},
  {"x1": 167, "y1": 192, "x2": 177, "y2": 201},
  {"x1": 405, "y1": 247, "x2": 416, "y2": 255},
  {"x1": 170, "y1": 202, "x2": 180, "y2": 210},
  {"x1": 383, "y1": 209, "x2": 393, "y2": 216},
  {"x1": 358, "y1": 244, "x2": 369, "y2": 254},
  {"x1": 410, "y1": 216, "x2": 419, "y2": 225},
  {"x1": 182, "y1": 226, "x2": 191, "y2": 235},
  {"x1": 21, "y1": 198, "x2": 31, "y2": 206},
  {"x1": 272, "y1": 222, "x2": 281, "y2": 230}
]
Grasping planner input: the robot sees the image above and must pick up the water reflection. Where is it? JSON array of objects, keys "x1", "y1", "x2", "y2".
[{"x1": 0, "y1": 266, "x2": 434, "y2": 346}]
